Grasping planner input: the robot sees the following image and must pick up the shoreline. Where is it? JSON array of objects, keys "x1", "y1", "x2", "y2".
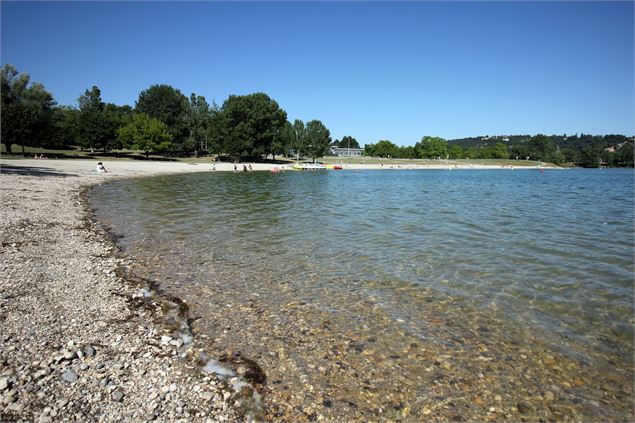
[
  {"x1": 0, "y1": 158, "x2": 553, "y2": 177},
  {"x1": 0, "y1": 159, "x2": 244, "y2": 422}
]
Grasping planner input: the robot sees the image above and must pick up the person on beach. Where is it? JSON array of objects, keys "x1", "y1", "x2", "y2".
[
  {"x1": 234, "y1": 163, "x2": 237, "y2": 172},
  {"x1": 248, "y1": 164, "x2": 252, "y2": 171},
  {"x1": 212, "y1": 163, "x2": 216, "y2": 171},
  {"x1": 95, "y1": 162, "x2": 107, "y2": 173},
  {"x1": 243, "y1": 164, "x2": 248, "y2": 172}
]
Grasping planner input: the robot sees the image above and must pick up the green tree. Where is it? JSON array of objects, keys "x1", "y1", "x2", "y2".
[
  {"x1": 1, "y1": 64, "x2": 56, "y2": 155},
  {"x1": 217, "y1": 93, "x2": 287, "y2": 160},
  {"x1": 304, "y1": 119, "x2": 331, "y2": 162},
  {"x1": 415, "y1": 136, "x2": 447, "y2": 159},
  {"x1": 118, "y1": 113, "x2": 173, "y2": 158},
  {"x1": 528, "y1": 134, "x2": 556, "y2": 161},
  {"x1": 370, "y1": 140, "x2": 399, "y2": 158},
  {"x1": 271, "y1": 121, "x2": 294, "y2": 160},
  {"x1": 339, "y1": 135, "x2": 360, "y2": 149},
  {"x1": 77, "y1": 86, "x2": 121, "y2": 153},
  {"x1": 291, "y1": 119, "x2": 306, "y2": 159},
  {"x1": 136, "y1": 84, "x2": 189, "y2": 150},
  {"x1": 488, "y1": 142, "x2": 509, "y2": 159},
  {"x1": 580, "y1": 145, "x2": 602, "y2": 168},
  {"x1": 399, "y1": 145, "x2": 416, "y2": 159},
  {"x1": 51, "y1": 106, "x2": 79, "y2": 147},
  {"x1": 187, "y1": 93, "x2": 213, "y2": 153},
  {"x1": 448, "y1": 144, "x2": 464, "y2": 159}
]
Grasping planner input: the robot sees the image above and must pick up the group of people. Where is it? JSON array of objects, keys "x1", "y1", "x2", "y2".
[
  {"x1": 33, "y1": 154, "x2": 47, "y2": 159},
  {"x1": 233, "y1": 163, "x2": 253, "y2": 172}
]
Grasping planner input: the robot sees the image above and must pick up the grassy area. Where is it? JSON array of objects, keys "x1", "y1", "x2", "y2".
[{"x1": 1, "y1": 144, "x2": 552, "y2": 167}]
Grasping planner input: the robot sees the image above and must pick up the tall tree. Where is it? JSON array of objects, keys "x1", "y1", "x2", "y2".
[
  {"x1": 415, "y1": 136, "x2": 447, "y2": 159},
  {"x1": 186, "y1": 93, "x2": 213, "y2": 153},
  {"x1": 51, "y1": 106, "x2": 79, "y2": 147},
  {"x1": 136, "y1": 84, "x2": 189, "y2": 149},
  {"x1": 118, "y1": 113, "x2": 173, "y2": 158},
  {"x1": 77, "y1": 86, "x2": 120, "y2": 153},
  {"x1": 291, "y1": 119, "x2": 306, "y2": 159},
  {"x1": 528, "y1": 134, "x2": 557, "y2": 162},
  {"x1": 271, "y1": 121, "x2": 294, "y2": 160},
  {"x1": 303, "y1": 120, "x2": 331, "y2": 162},
  {"x1": 218, "y1": 93, "x2": 287, "y2": 161},
  {"x1": 367, "y1": 140, "x2": 399, "y2": 158},
  {"x1": 339, "y1": 135, "x2": 360, "y2": 149},
  {"x1": 1, "y1": 64, "x2": 56, "y2": 154}
]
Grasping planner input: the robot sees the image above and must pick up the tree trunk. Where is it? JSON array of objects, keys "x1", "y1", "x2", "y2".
[{"x1": 22, "y1": 143, "x2": 26, "y2": 157}]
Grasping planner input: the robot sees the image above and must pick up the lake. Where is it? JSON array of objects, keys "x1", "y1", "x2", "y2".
[{"x1": 90, "y1": 168, "x2": 634, "y2": 421}]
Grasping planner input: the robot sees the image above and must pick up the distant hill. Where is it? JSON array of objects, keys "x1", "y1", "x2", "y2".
[{"x1": 448, "y1": 134, "x2": 633, "y2": 167}]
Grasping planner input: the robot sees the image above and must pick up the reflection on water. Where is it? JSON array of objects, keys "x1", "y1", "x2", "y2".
[{"x1": 91, "y1": 169, "x2": 634, "y2": 421}]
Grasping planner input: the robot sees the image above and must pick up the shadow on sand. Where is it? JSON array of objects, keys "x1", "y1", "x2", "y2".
[{"x1": 0, "y1": 164, "x2": 78, "y2": 178}]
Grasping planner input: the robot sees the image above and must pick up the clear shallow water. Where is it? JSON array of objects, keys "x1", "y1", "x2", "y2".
[{"x1": 90, "y1": 168, "x2": 634, "y2": 421}]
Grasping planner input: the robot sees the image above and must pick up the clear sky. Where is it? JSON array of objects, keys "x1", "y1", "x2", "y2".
[{"x1": 2, "y1": 1, "x2": 633, "y2": 145}]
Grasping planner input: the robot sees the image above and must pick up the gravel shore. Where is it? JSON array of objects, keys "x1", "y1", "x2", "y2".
[{"x1": 0, "y1": 161, "x2": 241, "y2": 422}]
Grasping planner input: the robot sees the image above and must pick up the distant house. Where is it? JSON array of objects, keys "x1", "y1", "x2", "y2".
[{"x1": 331, "y1": 147, "x2": 363, "y2": 157}]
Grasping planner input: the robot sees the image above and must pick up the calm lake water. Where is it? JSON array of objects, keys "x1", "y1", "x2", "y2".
[{"x1": 90, "y1": 168, "x2": 634, "y2": 421}]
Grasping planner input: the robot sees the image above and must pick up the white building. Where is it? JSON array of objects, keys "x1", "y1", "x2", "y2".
[{"x1": 331, "y1": 147, "x2": 363, "y2": 157}]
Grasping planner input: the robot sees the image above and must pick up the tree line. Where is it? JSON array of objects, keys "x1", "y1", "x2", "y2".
[
  {"x1": 363, "y1": 134, "x2": 633, "y2": 167},
  {"x1": 3, "y1": 64, "x2": 631, "y2": 167},
  {"x1": 1, "y1": 64, "x2": 332, "y2": 162}
]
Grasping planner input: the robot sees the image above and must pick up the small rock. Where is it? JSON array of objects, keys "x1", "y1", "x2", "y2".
[
  {"x1": 61, "y1": 370, "x2": 78, "y2": 383},
  {"x1": 201, "y1": 392, "x2": 213, "y2": 401},
  {"x1": 63, "y1": 350, "x2": 77, "y2": 361},
  {"x1": 39, "y1": 413, "x2": 52, "y2": 423},
  {"x1": 322, "y1": 399, "x2": 333, "y2": 408},
  {"x1": 161, "y1": 336, "x2": 172, "y2": 345},
  {"x1": 83, "y1": 346, "x2": 96, "y2": 357},
  {"x1": 112, "y1": 390, "x2": 125, "y2": 402},
  {"x1": 517, "y1": 401, "x2": 533, "y2": 414},
  {"x1": 0, "y1": 377, "x2": 9, "y2": 391},
  {"x1": 544, "y1": 391, "x2": 555, "y2": 401},
  {"x1": 80, "y1": 363, "x2": 89, "y2": 371}
]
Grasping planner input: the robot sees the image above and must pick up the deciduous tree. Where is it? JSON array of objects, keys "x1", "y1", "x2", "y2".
[{"x1": 118, "y1": 113, "x2": 173, "y2": 158}]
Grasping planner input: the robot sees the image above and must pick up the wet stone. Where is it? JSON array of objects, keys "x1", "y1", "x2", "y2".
[{"x1": 517, "y1": 401, "x2": 533, "y2": 414}]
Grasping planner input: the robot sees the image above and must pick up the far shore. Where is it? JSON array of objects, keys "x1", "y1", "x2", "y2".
[{"x1": 0, "y1": 158, "x2": 554, "y2": 178}]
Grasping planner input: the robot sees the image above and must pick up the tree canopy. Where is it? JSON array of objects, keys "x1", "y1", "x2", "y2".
[
  {"x1": 117, "y1": 113, "x2": 173, "y2": 157},
  {"x1": 1, "y1": 64, "x2": 56, "y2": 154},
  {"x1": 304, "y1": 120, "x2": 331, "y2": 161},
  {"x1": 216, "y1": 93, "x2": 287, "y2": 160},
  {"x1": 136, "y1": 84, "x2": 189, "y2": 148}
]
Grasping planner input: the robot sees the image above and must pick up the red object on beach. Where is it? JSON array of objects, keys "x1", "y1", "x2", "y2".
[{"x1": 271, "y1": 167, "x2": 280, "y2": 173}]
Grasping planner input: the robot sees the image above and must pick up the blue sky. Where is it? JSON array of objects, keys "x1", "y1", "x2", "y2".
[{"x1": 2, "y1": 1, "x2": 633, "y2": 145}]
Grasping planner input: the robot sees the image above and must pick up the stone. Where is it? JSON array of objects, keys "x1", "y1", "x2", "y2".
[
  {"x1": 0, "y1": 377, "x2": 9, "y2": 391},
  {"x1": 517, "y1": 401, "x2": 533, "y2": 414},
  {"x1": 112, "y1": 390, "x2": 125, "y2": 402},
  {"x1": 63, "y1": 350, "x2": 77, "y2": 361},
  {"x1": 544, "y1": 391, "x2": 555, "y2": 401},
  {"x1": 62, "y1": 370, "x2": 78, "y2": 383},
  {"x1": 83, "y1": 345, "x2": 96, "y2": 357}
]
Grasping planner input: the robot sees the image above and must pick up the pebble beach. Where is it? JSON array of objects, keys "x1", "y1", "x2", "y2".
[{"x1": 0, "y1": 159, "x2": 242, "y2": 422}]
